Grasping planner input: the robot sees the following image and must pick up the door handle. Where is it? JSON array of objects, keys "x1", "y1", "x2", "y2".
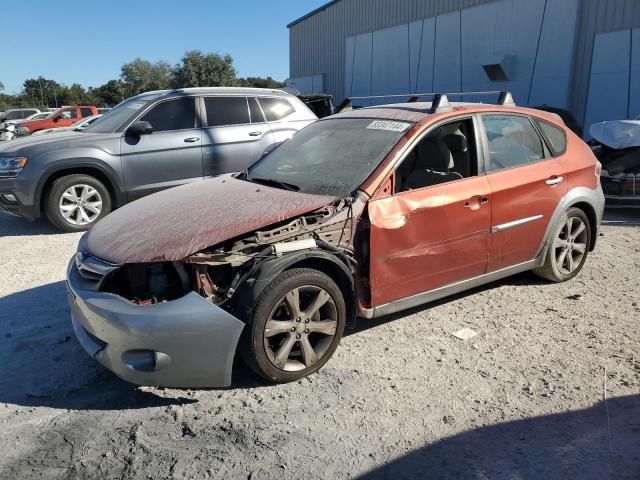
[
  {"x1": 545, "y1": 176, "x2": 564, "y2": 186},
  {"x1": 184, "y1": 137, "x2": 200, "y2": 143},
  {"x1": 248, "y1": 131, "x2": 263, "y2": 137}
]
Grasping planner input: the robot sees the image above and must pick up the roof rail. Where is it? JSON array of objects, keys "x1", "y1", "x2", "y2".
[{"x1": 337, "y1": 90, "x2": 515, "y2": 113}]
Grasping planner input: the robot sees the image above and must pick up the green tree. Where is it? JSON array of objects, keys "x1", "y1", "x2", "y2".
[
  {"x1": 0, "y1": 81, "x2": 4, "y2": 91},
  {"x1": 121, "y1": 58, "x2": 173, "y2": 96},
  {"x1": 237, "y1": 76, "x2": 285, "y2": 89},
  {"x1": 172, "y1": 50, "x2": 237, "y2": 88},
  {"x1": 92, "y1": 80, "x2": 126, "y2": 106}
]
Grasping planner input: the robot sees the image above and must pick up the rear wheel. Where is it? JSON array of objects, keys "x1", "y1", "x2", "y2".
[
  {"x1": 534, "y1": 207, "x2": 591, "y2": 282},
  {"x1": 240, "y1": 268, "x2": 346, "y2": 383},
  {"x1": 45, "y1": 174, "x2": 112, "y2": 232}
]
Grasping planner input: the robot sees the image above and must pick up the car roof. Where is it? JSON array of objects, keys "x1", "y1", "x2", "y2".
[
  {"x1": 132, "y1": 87, "x2": 293, "y2": 101},
  {"x1": 329, "y1": 101, "x2": 564, "y2": 125}
]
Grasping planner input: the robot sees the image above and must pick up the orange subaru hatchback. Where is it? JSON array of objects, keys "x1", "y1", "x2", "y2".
[{"x1": 67, "y1": 92, "x2": 604, "y2": 387}]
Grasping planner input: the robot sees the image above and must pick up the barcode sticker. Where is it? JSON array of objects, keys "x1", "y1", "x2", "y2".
[{"x1": 366, "y1": 120, "x2": 410, "y2": 132}]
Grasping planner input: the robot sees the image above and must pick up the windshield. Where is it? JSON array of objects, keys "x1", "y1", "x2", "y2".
[
  {"x1": 83, "y1": 97, "x2": 150, "y2": 134},
  {"x1": 247, "y1": 118, "x2": 411, "y2": 197}
]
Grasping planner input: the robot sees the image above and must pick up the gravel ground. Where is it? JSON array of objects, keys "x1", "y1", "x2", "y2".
[{"x1": 0, "y1": 211, "x2": 639, "y2": 479}]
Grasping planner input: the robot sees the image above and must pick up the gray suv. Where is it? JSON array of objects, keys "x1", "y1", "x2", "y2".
[{"x1": 0, "y1": 88, "x2": 317, "y2": 232}]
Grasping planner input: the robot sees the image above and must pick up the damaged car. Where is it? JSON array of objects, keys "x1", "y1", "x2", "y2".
[
  {"x1": 66, "y1": 92, "x2": 604, "y2": 387},
  {"x1": 590, "y1": 120, "x2": 640, "y2": 206}
]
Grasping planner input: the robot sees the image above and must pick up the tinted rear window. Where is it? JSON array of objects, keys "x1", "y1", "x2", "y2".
[
  {"x1": 204, "y1": 97, "x2": 250, "y2": 127},
  {"x1": 80, "y1": 107, "x2": 94, "y2": 118},
  {"x1": 258, "y1": 97, "x2": 294, "y2": 121},
  {"x1": 534, "y1": 119, "x2": 567, "y2": 156}
]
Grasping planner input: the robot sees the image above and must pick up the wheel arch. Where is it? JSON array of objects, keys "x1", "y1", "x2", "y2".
[
  {"x1": 36, "y1": 162, "x2": 124, "y2": 218},
  {"x1": 233, "y1": 249, "x2": 356, "y2": 327}
]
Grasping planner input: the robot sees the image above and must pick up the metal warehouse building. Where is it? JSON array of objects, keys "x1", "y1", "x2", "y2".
[{"x1": 287, "y1": 0, "x2": 640, "y2": 133}]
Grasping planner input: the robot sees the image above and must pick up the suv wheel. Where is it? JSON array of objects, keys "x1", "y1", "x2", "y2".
[
  {"x1": 45, "y1": 174, "x2": 112, "y2": 232},
  {"x1": 240, "y1": 268, "x2": 346, "y2": 383},
  {"x1": 534, "y1": 207, "x2": 591, "y2": 282}
]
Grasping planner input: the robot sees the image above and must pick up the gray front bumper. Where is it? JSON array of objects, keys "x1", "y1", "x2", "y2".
[{"x1": 66, "y1": 259, "x2": 245, "y2": 388}]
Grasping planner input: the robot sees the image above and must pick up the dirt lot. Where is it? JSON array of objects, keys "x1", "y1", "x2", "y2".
[{"x1": 0, "y1": 211, "x2": 639, "y2": 479}]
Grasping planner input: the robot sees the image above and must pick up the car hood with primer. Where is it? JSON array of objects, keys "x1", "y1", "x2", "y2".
[{"x1": 84, "y1": 175, "x2": 335, "y2": 264}]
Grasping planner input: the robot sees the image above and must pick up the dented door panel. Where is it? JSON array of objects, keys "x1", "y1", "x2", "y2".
[{"x1": 368, "y1": 176, "x2": 492, "y2": 307}]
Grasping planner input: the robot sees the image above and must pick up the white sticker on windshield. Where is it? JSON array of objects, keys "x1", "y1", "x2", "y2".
[
  {"x1": 127, "y1": 103, "x2": 145, "y2": 110},
  {"x1": 366, "y1": 120, "x2": 410, "y2": 133}
]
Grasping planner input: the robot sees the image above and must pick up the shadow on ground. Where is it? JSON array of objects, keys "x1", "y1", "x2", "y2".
[
  {"x1": 0, "y1": 213, "x2": 59, "y2": 237},
  {"x1": 0, "y1": 281, "x2": 199, "y2": 410},
  {"x1": 357, "y1": 394, "x2": 640, "y2": 479}
]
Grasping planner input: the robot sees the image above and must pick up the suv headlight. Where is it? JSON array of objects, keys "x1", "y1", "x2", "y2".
[{"x1": 0, "y1": 157, "x2": 28, "y2": 178}]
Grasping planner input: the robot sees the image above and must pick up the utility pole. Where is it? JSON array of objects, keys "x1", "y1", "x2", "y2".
[{"x1": 38, "y1": 78, "x2": 45, "y2": 109}]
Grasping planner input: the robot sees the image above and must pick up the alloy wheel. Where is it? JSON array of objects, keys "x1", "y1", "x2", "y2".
[
  {"x1": 263, "y1": 285, "x2": 338, "y2": 372},
  {"x1": 58, "y1": 184, "x2": 103, "y2": 226},
  {"x1": 553, "y1": 216, "x2": 588, "y2": 275}
]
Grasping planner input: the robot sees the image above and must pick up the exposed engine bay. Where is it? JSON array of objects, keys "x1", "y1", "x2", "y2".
[{"x1": 100, "y1": 196, "x2": 368, "y2": 308}]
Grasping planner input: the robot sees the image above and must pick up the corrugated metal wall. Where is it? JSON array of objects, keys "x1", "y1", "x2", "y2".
[
  {"x1": 290, "y1": 0, "x2": 640, "y2": 124},
  {"x1": 572, "y1": 0, "x2": 640, "y2": 124},
  {"x1": 289, "y1": 0, "x2": 497, "y2": 104}
]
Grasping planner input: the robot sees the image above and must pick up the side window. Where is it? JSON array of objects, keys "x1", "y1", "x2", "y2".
[
  {"x1": 396, "y1": 118, "x2": 478, "y2": 193},
  {"x1": 482, "y1": 115, "x2": 545, "y2": 171},
  {"x1": 534, "y1": 118, "x2": 567, "y2": 156},
  {"x1": 80, "y1": 107, "x2": 93, "y2": 118},
  {"x1": 203, "y1": 97, "x2": 250, "y2": 127},
  {"x1": 140, "y1": 97, "x2": 196, "y2": 132},
  {"x1": 258, "y1": 97, "x2": 294, "y2": 121},
  {"x1": 61, "y1": 109, "x2": 78, "y2": 120},
  {"x1": 248, "y1": 97, "x2": 265, "y2": 123}
]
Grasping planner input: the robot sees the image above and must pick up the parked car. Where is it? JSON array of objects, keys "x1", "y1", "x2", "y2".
[
  {"x1": 0, "y1": 108, "x2": 40, "y2": 123},
  {"x1": 0, "y1": 88, "x2": 317, "y2": 231},
  {"x1": 31, "y1": 114, "x2": 102, "y2": 136},
  {"x1": 66, "y1": 93, "x2": 604, "y2": 388},
  {"x1": 8, "y1": 111, "x2": 54, "y2": 125},
  {"x1": 589, "y1": 119, "x2": 640, "y2": 206},
  {"x1": 19, "y1": 105, "x2": 98, "y2": 135}
]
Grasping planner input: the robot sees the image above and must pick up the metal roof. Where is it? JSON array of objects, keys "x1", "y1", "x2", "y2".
[{"x1": 287, "y1": 1, "x2": 341, "y2": 28}]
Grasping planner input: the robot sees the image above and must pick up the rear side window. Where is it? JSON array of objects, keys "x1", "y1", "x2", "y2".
[
  {"x1": 141, "y1": 98, "x2": 196, "y2": 132},
  {"x1": 204, "y1": 97, "x2": 250, "y2": 127},
  {"x1": 80, "y1": 107, "x2": 93, "y2": 118},
  {"x1": 482, "y1": 115, "x2": 545, "y2": 172},
  {"x1": 534, "y1": 119, "x2": 567, "y2": 156},
  {"x1": 258, "y1": 97, "x2": 294, "y2": 121},
  {"x1": 248, "y1": 97, "x2": 265, "y2": 123}
]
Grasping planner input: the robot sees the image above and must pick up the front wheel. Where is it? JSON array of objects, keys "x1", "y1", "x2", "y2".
[
  {"x1": 240, "y1": 268, "x2": 346, "y2": 383},
  {"x1": 534, "y1": 207, "x2": 591, "y2": 282},
  {"x1": 45, "y1": 174, "x2": 112, "y2": 232}
]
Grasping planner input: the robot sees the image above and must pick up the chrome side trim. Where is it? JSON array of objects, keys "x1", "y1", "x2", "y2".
[
  {"x1": 364, "y1": 259, "x2": 539, "y2": 319},
  {"x1": 491, "y1": 215, "x2": 544, "y2": 234}
]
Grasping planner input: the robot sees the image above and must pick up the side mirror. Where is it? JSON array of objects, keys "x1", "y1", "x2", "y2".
[
  {"x1": 53, "y1": 116, "x2": 60, "y2": 123},
  {"x1": 127, "y1": 121, "x2": 153, "y2": 137}
]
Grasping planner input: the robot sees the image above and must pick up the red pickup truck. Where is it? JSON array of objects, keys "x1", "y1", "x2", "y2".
[{"x1": 20, "y1": 106, "x2": 98, "y2": 134}]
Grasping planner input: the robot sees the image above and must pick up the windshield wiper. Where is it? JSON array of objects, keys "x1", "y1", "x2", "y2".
[{"x1": 248, "y1": 177, "x2": 300, "y2": 191}]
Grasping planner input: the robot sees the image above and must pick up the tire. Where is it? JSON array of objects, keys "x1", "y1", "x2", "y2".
[
  {"x1": 534, "y1": 207, "x2": 591, "y2": 282},
  {"x1": 239, "y1": 268, "x2": 346, "y2": 383},
  {"x1": 45, "y1": 174, "x2": 112, "y2": 233}
]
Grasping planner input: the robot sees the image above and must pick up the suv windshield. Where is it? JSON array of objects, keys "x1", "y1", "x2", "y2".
[
  {"x1": 83, "y1": 97, "x2": 151, "y2": 134},
  {"x1": 247, "y1": 118, "x2": 411, "y2": 197}
]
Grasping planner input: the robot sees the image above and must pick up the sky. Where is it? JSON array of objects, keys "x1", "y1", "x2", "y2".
[{"x1": 0, "y1": 0, "x2": 327, "y2": 94}]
